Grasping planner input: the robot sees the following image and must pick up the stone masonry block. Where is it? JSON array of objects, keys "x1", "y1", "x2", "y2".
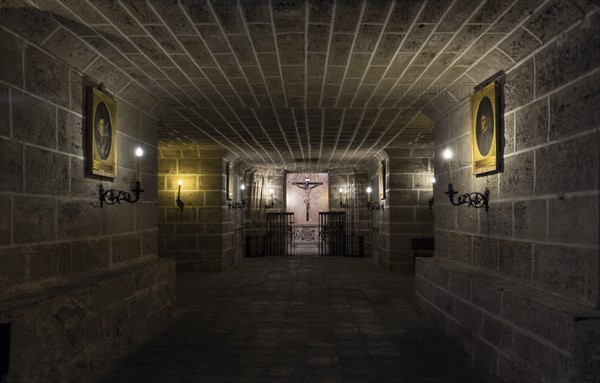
[
  {"x1": 0, "y1": 28, "x2": 24, "y2": 87},
  {"x1": 57, "y1": 200, "x2": 99, "y2": 240},
  {"x1": 480, "y1": 201, "x2": 512, "y2": 237},
  {"x1": 387, "y1": 174, "x2": 412, "y2": 189},
  {"x1": 548, "y1": 195, "x2": 599, "y2": 245},
  {"x1": 165, "y1": 175, "x2": 197, "y2": 190},
  {"x1": 449, "y1": 271, "x2": 471, "y2": 301},
  {"x1": 535, "y1": 11, "x2": 599, "y2": 96},
  {"x1": 136, "y1": 202, "x2": 158, "y2": 231},
  {"x1": 504, "y1": 58, "x2": 535, "y2": 112},
  {"x1": 0, "y1": 246, "x2": 27, "y2": 298},
  {"x1": 69, "y1": 158, "x2": 97, "y2": 199},
  {"x1": 471, "y1": 278, "x2": 502, "y2": 315},
  {"x1": 71, "y1": 238, "x2": 110, "y2": 273},
  {"x1": 550, "y1": 72, "x2": 600, "y2": 141},
  {"x1": 111, "y1": 233, "x2": 142, "y2": 264},
  {"x1": 533, "y1": 243, "x2": 599, "y2": 306},
  {"x1": 455, "y1": 203, "x2": 478, "y2": 233},
  {"x1": 503, "y1": 112, "x2": 515, "y2": 155},
  {"x1": 13, "y1": 196, "x2": 55, "y2": 244},
  {"x1": 453, "y1": 299, "x2": 483, "y2": 334},
  {"x1": 388, "y1": 157, "x2": 428, "y2": 173},
  {"x1": 434, "y1": 204, "x2": 455, "y2": 230},
  {"x1": 25, "y1": 46, "x2": 70, "y2": 108},
  {"x1": 100, "y1": 202, "x2": 134, "y2": 236},
  {"x1": 535, "y1": 132, "x2": 599, "y2": 195},
  {"x1": 515, "y1": 97, "x2": 548, "y2": 151},
  {"x1": 56, "y1": 109, "x2": 83, "y2": 156},
  {"x1": 448, "y1": 232, "x2": 472, "y2": 262},
  {"x1": 24, "y1": 146, "x2": 69, "y2": 195},
  {"x1": 166, "y1": 206, "x2": 197, "y2": 223},
  {"x1": 141, "y1": 229, "x2": 158, "y2": 257},
  {"x1": 513, "y1": 199, "x2": 547, "y2": 241},
  {"x1": 503, "y1": 289, "x2": 571, "y2": 350},
  {"x1": 499, "y1": 151, "x2": 534, "y2": 198},
  {"x1": 498, "y1": 239, "x2": 533, "y2": 281},
  {"x1": 0, "y1": 195, "x2": 11, "y2": 245},
  {"x1": 0, "y1": 84, "x2": 9, "y2": 137},
  {"x1": 40, "y1": 27, "x2": 97, "y2": 71},
  {"x1": 166, "y1": 235, "x2": 197, "y2": 251},
  {"x1": 526, "y1": 0, "x2": 587, "y2": 43},
  {"x1": 12, "y1": 90, "x2": 56, "y2": 149},
  {"x1": 27, "y1": 243, "x2": 70, "y2": 282},
  {"x1": 512, "y1": 329, "x2": 570, "y2": 382},
  {"x1": 472, "y1": 235, "x2": 499, "y2": 271},
  {"x1": 0, "y1": 138, "x2": 24, "y2": 193}
]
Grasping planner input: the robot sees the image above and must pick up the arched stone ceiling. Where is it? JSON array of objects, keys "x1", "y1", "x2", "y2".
[{"x1": 2, "y1": 0, "x2": 595, "y2": 169}]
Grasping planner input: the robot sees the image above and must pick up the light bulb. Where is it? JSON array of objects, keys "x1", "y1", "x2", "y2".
[
  {"x1": 432, "y1": 177, "x2": 436, "y2": 184},
  {"x1": 135, "y1": 147, "x2": 144, "y2": 157},
  {"x1": 269, "y1": 188, "x2": 274, "y2": 194},
  {"x1": 366, "y1": 187, "x2": 372, "y2": 193},
  {"x1": 442, "y1": 148, "x2": 452, "y2": 159},
  {"x1": 178, "y1": 180, "x2": 182, "y2": 186},
  {"x1": 240, "y1": 184, "x2": 245, "y2": 190},
  {"x1": 339, "y1": 187, "x2": 344, "y2": 193}
]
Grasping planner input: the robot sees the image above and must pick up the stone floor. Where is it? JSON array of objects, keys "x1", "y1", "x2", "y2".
[{"x1": 97, "y1": 255, "x2": 492, "y2": 383}]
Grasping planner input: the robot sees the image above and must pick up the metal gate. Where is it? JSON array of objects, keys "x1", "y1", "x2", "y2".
[
  {"x1": 265, "y1": 212, "x2": 295, "y2": 256},
  {"x1": 319, "y1": 212, "x2": 346, "y2": 256}
]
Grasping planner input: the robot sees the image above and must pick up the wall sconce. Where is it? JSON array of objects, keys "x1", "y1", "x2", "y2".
[
  {"x1": 366, "y1": 186, "x2": 384, "y2": 211},
  {"x1": 99, "y1": 147, "x2": 144, "y2": 207},
  {"x1": 429, "y1": 177, "x2": 436, "y2": 210},
  {"x1": 229, "y1": 184, "x2": 246, "y2": 210},
  {"x1": 445, "y1": 183, "x2": 489, "y2": 211},
  {"x1": 265, "y1": 188, "x2": 275, "y2": 209},
  {"x1": 176, "y1": 180, "x2": 185, "y2": 213},
  {"x1": 339, "y1": 187, "x2": 349, "y2": 208}
]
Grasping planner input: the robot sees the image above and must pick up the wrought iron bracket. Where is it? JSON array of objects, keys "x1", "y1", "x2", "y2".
[
  {"x1": 99, "y1": 181, "x2": 144, "y2": 208},
  {"x1": 445, "y1": 183, "x2": 489, "y2": 211},
  {"x1": 367, "y1": 202, "x2": 384, "y2": 211},
  {"x1": 229, "y1": 200, "x2": 246, "y2": 210},
  {"x1": 339, "y1": 200, "x2": 349, "y2": 209}
]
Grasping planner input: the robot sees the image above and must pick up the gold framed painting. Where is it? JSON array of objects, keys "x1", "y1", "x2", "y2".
[
  {"x1": 470, "y1": 81, "x2": 499, "y2": 175},
  {"x1": 226, "y1": 161, "x2": 233, "y2": 201},
  {"x1": 378, "y1": 159, "x2": 386, "y2": 200},
  {"x1": 87, "y1": 86, "x2": 117, "y2": 178}
]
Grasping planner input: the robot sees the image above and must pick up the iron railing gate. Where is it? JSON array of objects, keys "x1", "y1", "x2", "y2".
[
  {"x1": 265, "y1": 212, "x2": 295, "y2": 256},
  {"x1": 318, "y1": 212, "x2": 346, "y2": 256}
]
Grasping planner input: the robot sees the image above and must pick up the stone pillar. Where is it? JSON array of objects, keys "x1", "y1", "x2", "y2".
[
  {"x1": 378, "y1": 149, "x2": 435, "y2": 272},
  {"x1": 158, "y1": 148, "x2": 237, "y2": 272}
]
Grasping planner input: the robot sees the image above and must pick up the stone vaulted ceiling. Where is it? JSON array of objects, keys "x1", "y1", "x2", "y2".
[{"x1": 3, "y1": 0, "x2": 589, "y2": 168}]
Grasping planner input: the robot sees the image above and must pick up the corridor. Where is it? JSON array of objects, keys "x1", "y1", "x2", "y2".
[{"x1": 98, "y1": 256, "x2": 490, "y2": 383}]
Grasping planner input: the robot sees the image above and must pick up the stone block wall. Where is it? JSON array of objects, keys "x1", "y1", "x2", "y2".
[
  {"x1": 0, "y1": 13, "x2": 175, "y2": 383},
  {"x1": 374, "y1": 149, "x2": 435, "y2": 272},
  {"x1": 157, "y1": 147, "x2": 238, "y2": 271},
  {"x1": 417, "y1": 7, "x2": 600, "y2": 382}
]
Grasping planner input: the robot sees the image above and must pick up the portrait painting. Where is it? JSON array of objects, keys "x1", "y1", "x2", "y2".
[
  {"x1": 470, "y1": 81, "x2": 500, "y2": 176},
  {"x1": 378, "y1": 159, "x2": 386, "y2": 200},
  {"x1": 226, "y1": 161, "x2": 233, "y2": 201},
  {"x1": 87, "y1": 86, "x2": 117, "y2": 178}
]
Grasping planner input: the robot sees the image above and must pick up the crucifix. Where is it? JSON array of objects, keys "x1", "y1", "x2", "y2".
[{"x1": 292, "y1": 177, "x2": 323, "y2": 221}]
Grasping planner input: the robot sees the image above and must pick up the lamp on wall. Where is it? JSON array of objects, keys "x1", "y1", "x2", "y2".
[
  {"x1": 176, "y1": 180, "x2": 185, "y2": 213},
  {"x1": 366, "y1": 186, "x2": 384, "y2": 211},
  {"x1": 265, "y1": 188, "x2": 275, "y2": 209},
  {"x1": 339, "y1": 187, "x2": 349, "y2": 208},
  {"x1": 99, "y1": 147, "x2": 145, "y2": 207},
  {"x1": 229, "y1": 184, "x2": 246, "y2": 210}
]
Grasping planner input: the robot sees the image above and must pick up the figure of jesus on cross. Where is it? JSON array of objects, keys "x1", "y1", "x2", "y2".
[{"x1": 292, "y1": 177, "x2": 323, "y2": 221}]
